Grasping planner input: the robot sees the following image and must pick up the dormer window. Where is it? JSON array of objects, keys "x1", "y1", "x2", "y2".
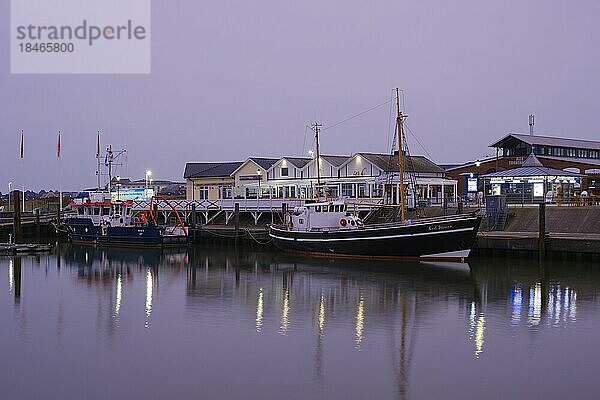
[{"x1": 281, "y1": 167, "x2": 289, "y2": 177}]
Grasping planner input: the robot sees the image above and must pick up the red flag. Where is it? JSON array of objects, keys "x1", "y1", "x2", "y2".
[
  {"x1": 20, "y1": 130, "x2": 24, "y2": 159},
  {"x1": 57, "y1": 131, "x2": 61, "y2": 158}
]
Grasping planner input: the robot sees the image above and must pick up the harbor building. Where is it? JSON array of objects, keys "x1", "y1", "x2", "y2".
[
  {"x1": 446, "y1": 133, "x2": 600, "y2": 200},
  {"x1": 184, "y1": 152, "x2": 457, "y2": 205}
]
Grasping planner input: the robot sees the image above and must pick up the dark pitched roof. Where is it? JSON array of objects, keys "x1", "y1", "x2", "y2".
[
  {"x1": 320, "y1": 155, "x2": 351, "y2": 167},
  {"x1": 183, "y1": 162, "x2": 242, "y2": 178},
  {"x1": 358, "y1": 153, "x2": 445, "y2": 174},
  {"x1": 491, "y1": 133, "x2": 600, "y2": 150},
  {"x1": 282, "y1": 157, "x2": 311, "y2": 168},
  {"x1": 249, "y1": 157, "x2": 279, "y2": 170}
]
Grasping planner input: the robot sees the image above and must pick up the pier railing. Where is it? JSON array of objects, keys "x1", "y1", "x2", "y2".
[{"x1": 130, "y1": 198, "x2": 385, "y2": 213}]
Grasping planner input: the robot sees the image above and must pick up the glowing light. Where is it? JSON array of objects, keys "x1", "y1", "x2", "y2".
[
  {"x1": 355, "y1": 295, "x2": 365, "y2": 349},
  {"x1": 317, "y1": 293, "x2": 326, "y2": 336},
  {"x1": 256, "y1": 288, "x2": 264, "y2": 333},
  {"x1": 279, "y1": 288, "x2": 290, "y2": 335},
  {"x1": 145, "y1": 269, "x2": 153, "y2": 326},
  {"x1": 115, "y1": 273, "x2": 122, "y2": 316}
]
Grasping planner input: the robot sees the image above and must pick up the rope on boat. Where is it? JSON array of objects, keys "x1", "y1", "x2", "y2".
[{"x1": 244, "y1": 228, "x2": 273, "y2": 245}]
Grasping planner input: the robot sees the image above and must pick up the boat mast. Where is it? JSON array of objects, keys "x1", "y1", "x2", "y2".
[
  {"x1": 107, "y1": 145, "x2": 113, "y2": 194},
  {"x1": 396, "y1": 88, "x2": 406, "y2": 224},
  {"x1": 96, "y1": 131, "x2": 101, "y2": 191},
  {"x1": 312, "y1": 122, "x2": 323, "y2": 199}
]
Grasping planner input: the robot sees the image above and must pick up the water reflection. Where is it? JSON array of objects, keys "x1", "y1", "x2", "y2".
[{"x1": 3, "y1": 246, "x2": 600, "y2": 400}]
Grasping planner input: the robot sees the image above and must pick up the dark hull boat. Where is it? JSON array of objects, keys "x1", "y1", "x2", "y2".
[
  {"x1": 66, "y1": 218, "x2": 188, "y2": 248},
  {"x1": 269, "y1": 213, "x2": 481, "y2": 260}
]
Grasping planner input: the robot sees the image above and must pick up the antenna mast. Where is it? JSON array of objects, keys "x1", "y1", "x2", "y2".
[
  {"x1": 529, "y1": 114, "x2": 535, "y2": 136},
  {"x1": 396, "y1": 88, "x2": 406, "y2": 224},
  {"x1": 311, "y1": 122, "x2": 323, "y2": 199}
]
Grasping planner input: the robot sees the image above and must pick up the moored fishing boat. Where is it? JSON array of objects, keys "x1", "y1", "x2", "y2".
[
  {"x1": 269, "y1": 199, "x2": 481, "y2": 260},
  {"x1": 269, "y1": 89, "x2": 482, "y2": 261},
  {"x1": 64, "y1": 191, "x2": 188, "y2": 247}
]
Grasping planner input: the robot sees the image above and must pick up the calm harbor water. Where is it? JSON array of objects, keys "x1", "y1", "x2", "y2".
[{"x1": 1, "y1": 245, "x2": 600, "y2": 400}]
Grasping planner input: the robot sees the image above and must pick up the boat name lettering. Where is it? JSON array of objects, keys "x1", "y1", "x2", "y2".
[{"x1": 428, "y1": 223, "x2": 453, "y2": 231}]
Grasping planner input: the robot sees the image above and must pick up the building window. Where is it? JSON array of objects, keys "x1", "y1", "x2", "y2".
[
  {"x1": 357, "y1": 183, "x2": 368, "y2": 198},
  {"x1": 281, "y1": 167, "x2": 289, "y2": 177},
  {"x1": 198, "y1": 186, "x2": 209, "y2": 200},
  {"x1": 219, "y1": 186, "x2": 232, "y2": 199},
  {"x1": 285, "y1": 186, "x2": 296, "y2": 198},
  {"x1": 341, "y1": 183, "x2": 354, "y2": 197}
]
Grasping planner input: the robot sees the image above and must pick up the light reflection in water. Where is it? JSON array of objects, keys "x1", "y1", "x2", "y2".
[
  {"x1": 510, "y1": 286, "x2": 523, "y2": 325},
  {"x1": 317, "y1": 293, "x2": 326, "y2": 337},
  {"x1": 511, "y1": 282, "x2": 578, "y2": 327},
  {"x1": 115, "y1": 273, "x2": 122, "y2": 317},
  {"x1": 355, "y1": 295, "x2": 365, "y2": 349},
  {"x1": 279, "y1": 288, "x2": 290, "y2": 335},
  {"x1": 528, "y1": 283, "x2": 542, "y2": 326},
  {"x1": 8, "y1": 259, "x2": 13, "y2": 293},
  {"x1": 474, "y1": 315, "x2": 485, "y2": 358},
  {"x1": 256, "y1": 288, "x2": 264, "y2": 333},
  {"x1": 469, "y1": 301, "x2": 486, "y2": 358},
  {"x1": 145, "y1": 268, "x2": 153, "y2": 327}
]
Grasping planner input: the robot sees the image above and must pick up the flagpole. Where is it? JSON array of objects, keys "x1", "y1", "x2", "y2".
[
  {"x1": 58, "y1": 130, "x2": 62, "y2": 216},
  {"x1": 20, "y1": 129, "x2": 25, "y2": 212}
]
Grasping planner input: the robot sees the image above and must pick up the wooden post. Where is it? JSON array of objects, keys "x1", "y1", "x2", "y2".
[
  {"x1": 35, "y1": 208, "x2": 41, "y2": 240},
  {"x1": 234, "y1": 203, "x2": 240, "y2": 241},
  {"x1": 539, "y1": 203, "x2": 546, "y2": 260},
  {"x1": 190, "y1": 203, "x2": 197, "y2": 228},
  {"x1": 282, "y1": 203, "x2": 287, "y2": 225},
  {"x1": 12, "y1": 190, "x2": 21, "y2": 244}
]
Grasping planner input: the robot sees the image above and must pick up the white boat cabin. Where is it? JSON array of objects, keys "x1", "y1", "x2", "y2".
[
  {"x1": 290, "y1": 200, "x2": 363, "y2": 232},
  {"x1": 69, "y1": 200, "x2": 134, "y2": 227}
]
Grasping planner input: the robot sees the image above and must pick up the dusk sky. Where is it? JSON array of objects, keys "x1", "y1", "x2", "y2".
[{"x1": 1, "y1": 0, "x2": 599, "y2": 191}]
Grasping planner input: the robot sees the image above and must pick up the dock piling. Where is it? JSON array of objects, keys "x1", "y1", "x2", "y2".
[
  {"x1": 12, "y1": 190, "x2": 21, "y2": 244},
  {"x1": 35, "y1": 209, "x2": 41, "y2": 239},
  {"x1": 539, "y1": 203, "x2": 546, "y2": 260}
]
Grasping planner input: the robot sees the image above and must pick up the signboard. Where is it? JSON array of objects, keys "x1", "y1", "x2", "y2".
[
  {"x1": 240, "y1": 175, "x2": 262, "y2": 181},
  {"x1": 467, "y1": 178, "x2": 478, "y2": 192},
  {"x1": 111, "y1": 188, "x2": 150, "y2": 201}
]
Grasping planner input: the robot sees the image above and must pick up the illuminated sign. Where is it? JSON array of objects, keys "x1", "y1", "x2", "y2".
[{"x1": 467, "y1": 178, "x2": 477, "y2": 192}]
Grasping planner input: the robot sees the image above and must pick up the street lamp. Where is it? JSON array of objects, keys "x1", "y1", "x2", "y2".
[
  {"x1": 8, "y1": 181, "x2": 12, "y2": 213},
  {"x1": 475, "y1": 159, "x2": 482, "y2": 202}
]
